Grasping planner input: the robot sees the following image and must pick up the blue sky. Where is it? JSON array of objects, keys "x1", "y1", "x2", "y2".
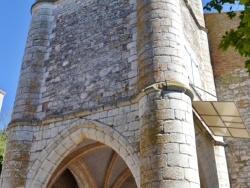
[
  {"x1": 203, "y1": 0, "x2": 244, "y2": 12},
  {"x1": 0, "y1": 1, "x2": 34, "y2": 121},
  {"x1": 0, "y1": 0, "x2": 244, "y2": 129}
]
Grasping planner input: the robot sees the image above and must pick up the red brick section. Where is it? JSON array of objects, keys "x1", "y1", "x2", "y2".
[
  {"x1": 205, "y1": 12, "x2": 250, "y2": 188},
  {"x1": 204, "y1": 13, "x2": 245, "y2": 77}
]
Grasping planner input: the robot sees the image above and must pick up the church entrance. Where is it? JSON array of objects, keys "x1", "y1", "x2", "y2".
[{"x1": 50, "y1": 139, "x2": 137, "y2": 188}]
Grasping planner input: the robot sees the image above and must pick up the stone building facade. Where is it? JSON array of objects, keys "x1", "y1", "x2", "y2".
[{"x1": 1, "y1": 0, "x2": 248, "y2": 187}]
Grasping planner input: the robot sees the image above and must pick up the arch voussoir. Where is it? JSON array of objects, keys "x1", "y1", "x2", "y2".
[{"x1": 26, "y1": 120, "x2": 140, "y2": 188}]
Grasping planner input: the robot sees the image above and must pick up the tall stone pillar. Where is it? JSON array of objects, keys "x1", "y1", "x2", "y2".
[
  {"x1": 0, "y1": 2, "x2": 55, "y2": 188},
  {"x1": 12, "y1": 1, "x2": 55, "y2": 120},
  {"x1": 137, "y1": 0, "x2": 200, "y2": 187},
  {"x1": 214, "y1": 143, "x2": 230, "y2": 187}
]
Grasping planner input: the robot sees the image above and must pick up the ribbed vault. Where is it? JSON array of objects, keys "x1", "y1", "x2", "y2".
[{"x1": 50, "y1": 139, "x2": 137, "y2": 188}]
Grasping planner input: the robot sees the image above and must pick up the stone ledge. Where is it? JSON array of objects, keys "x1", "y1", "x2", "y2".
[{"x1": 8, "y1": 81, "x2": 194, "y2": 129}]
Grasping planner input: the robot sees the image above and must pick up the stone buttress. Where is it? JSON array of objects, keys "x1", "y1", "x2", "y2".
[{"x1": 137, "y1": 0, "x2": 200, "y2": 187}]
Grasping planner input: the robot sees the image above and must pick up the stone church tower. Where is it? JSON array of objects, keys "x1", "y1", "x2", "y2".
[{"x1": 2, "y1": 0, "x2": 248, "y2": 187}]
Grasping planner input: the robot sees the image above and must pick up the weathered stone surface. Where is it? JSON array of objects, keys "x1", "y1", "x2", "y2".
[
  {"x1": 206, "y1": 12, "x2": 250, "y2": 188},
  {"x1": 1, "y1": 0, "x2": 233, "y2": 188}
]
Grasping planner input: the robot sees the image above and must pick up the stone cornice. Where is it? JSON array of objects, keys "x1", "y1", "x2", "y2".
[{"x1": 8, "y1": 81, "x2": 194, "y2": 129}]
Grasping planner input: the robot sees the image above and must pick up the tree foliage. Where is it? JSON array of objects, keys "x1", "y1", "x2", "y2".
[
  {"x1": 0, "y1": 130, "x2": 6, "y2": 174},
  {"x1": 204, "y1": 0, "x2": 250, "y2": 73},
  {"x1": 0, "y1": 109, "x2": 10, "y2": 174}
]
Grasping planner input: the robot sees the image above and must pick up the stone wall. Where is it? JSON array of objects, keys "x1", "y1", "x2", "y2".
[
  {"x1": 0, "y1": 0, "x2": 227, "y2": 187},
  {"x1": 195, "y1": 122, "x2": 220, "y2": 188},
  {"x1": 180, "y1": 0, "x2": 216, "y2": 101},
  {"x1": 205, "y1": 12, "x2": 250, "y2": 187},
  {"x1": 3, "y1": 105, "x2": 141, "y2": 187},
  {"x1": 12, "y1": 0, "x2": 137, "y2": 120},
  {"x1": 11, "y1": 0, "x2": 215, "y2": 126}
]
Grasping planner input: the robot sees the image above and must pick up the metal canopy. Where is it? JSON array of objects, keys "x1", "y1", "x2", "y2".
[{"x1": 193, "y1": 101, "x2": 250, "y2": 138}]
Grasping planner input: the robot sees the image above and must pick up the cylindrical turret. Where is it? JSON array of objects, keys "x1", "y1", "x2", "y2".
[
  {"x1": 137, "y1": 0, "x2": 200, "y2": 187},
  {"x1": 12, "y1": 1, "x2": 55, "y2": 120},
  {"x1": 0, "y1": 2, "x2": 56, "y2": 187}
]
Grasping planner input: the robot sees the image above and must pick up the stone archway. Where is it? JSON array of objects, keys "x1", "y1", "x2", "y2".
[
  {"x1": 26, "y1": 120, "x2": 140, "y2": 188},
  {"x1": 50, "y1": 139, "x2": 137, "y2": 188}
]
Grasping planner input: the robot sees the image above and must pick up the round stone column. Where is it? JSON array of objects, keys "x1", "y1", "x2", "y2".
[
  {"x1": 12, "y1": 1, "x2": 55, "y2": 120},
  {"x1": 0, "y1": 2, "x2": 56, "y2": 188},
  {"x1": 137, "y1": 0, "x2": 200, "y2": 187}
]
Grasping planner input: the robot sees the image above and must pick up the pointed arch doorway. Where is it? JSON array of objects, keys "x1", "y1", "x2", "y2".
[{"x1": 50, "y1": 139, "x2": 137, "y2": 188}]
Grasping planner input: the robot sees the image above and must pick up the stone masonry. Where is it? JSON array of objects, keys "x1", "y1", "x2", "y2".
[
  {"x1": 0, "y1": 0, "x2": 232, "y2": 188},
  {"x1": 205, "y1": 12, "x2": 250, "y2": 188}
]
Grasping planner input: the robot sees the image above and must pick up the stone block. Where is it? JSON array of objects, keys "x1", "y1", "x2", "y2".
[
  {"x1": 36, "y1": 140, "x2": 47, "y2": 151},
  {"x1": 163, "y1": 166, "x2": 184, "y2": 180},
  {"x1": 184, "y1": 168, "x2": 199, "y2": 183},
  {"x1": 163, "y1": 120, "x2": 182, "y2": 133},
  {"x1": 168, "y1": 153, "x2": 189, "y2": 168}
]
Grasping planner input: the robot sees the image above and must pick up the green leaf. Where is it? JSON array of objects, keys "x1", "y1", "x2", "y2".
[
  {"x1": 205, "y1": 0, "x2": 250, "y2": 75},
  {"x1": 240, "y1": 0, "x2": 250, "y2": 4},
  {"x1": 245, "y1": 60, "x2": 250, "y2": 73},
  {"x1": 227, "y1": 11, "x2": 237, "y2": 18}
]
